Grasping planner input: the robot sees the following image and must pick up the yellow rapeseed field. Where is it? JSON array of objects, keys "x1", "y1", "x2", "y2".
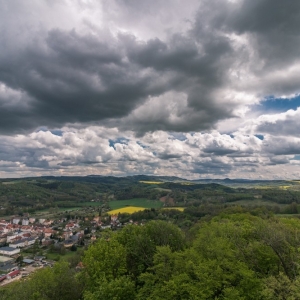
[{"x1": 108, "y1": 206, "x2": 146, "y2": 215}]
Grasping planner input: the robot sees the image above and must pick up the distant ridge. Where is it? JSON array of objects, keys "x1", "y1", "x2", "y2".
[{"x1": 0, "y1": 174, "x2": 290, "y2": 186}]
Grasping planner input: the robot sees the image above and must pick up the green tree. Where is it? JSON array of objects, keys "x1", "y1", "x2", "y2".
[
  {"x1": 0, "y1": 261, "x2": 83, "y2": 300},
  {"x1": 81, "y1": 238, "x2": 135, "y2": 298}
]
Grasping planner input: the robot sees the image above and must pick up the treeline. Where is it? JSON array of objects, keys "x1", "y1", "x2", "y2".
[
  {"x1": 261, "y1": 189, "x2": 300, "y2": 204},
  {"x1": 3, "y1": 210, "x2": 300, "y2": 299}
]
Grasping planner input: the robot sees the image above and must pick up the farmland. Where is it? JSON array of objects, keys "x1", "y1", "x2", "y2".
[
  {"x1": 109, "y1": 198, "x2": 163, "y2": 210},
  {"x1": 108, "y1": 206, "x2": 146, "y2": 215}
]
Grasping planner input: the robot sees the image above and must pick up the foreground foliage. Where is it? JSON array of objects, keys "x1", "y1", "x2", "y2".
[{"x1": 2, "y1": 211, "x2": 300, "y2": 299}]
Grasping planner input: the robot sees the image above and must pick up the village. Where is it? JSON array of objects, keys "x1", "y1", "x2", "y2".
[{"x1": 0, "y1": 213, "x2": 125, "y2": 286}]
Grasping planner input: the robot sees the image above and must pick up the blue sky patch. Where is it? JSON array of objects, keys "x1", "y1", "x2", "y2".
[
  {"x1": 109, "y1": 138, "x2": 129, "y2": 149},
  {"x1": 50, "y1": 130, "x2": 63, "y2": 136},
  {"x1": 255, "y1": 135, "x2": 264, "y2": 140},
  {"x1": 253, "y1": 94, "x2": 300, "y2": 113}
]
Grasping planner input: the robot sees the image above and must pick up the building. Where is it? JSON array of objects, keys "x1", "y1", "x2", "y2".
[
  {"x1": 0, "y1": 234, "x2": 7, "y2": 244},
  {"x1": 12, "y1": 218, "x2": 20, "y2": 225},
  {"x1": 63, "y1": 239, "x2": 74, "y2": 248},
  {"x1": 0, "y1": 246, "x2": 20, "y2": 256},
  {"x1": 22, "y1": 219, "x2": 29, "y2": 226},
  {"x1": 9, "y1": 237, "x2": 37, "y2": 248},
  {"x1": 0, "y1": 255, "x2": 14, "y2": 268},
  {"x1": 29, "y1": 218, "x2": 36, "y2": 224}
]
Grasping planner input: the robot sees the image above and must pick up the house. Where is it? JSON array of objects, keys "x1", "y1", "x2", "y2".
[
  {"x1": 9, "y1": 239, "x2": 25, "y2": 248},
  {"x1": 34, "y1": 255, "x2": 45, "y2": 261},
  {"x1": 0, "y1": 263, "x2": 17, "y2": 273},
  {"x1": 7, "y1": 269, "x2": 20, "y2": 279},
  {"x1": 20, "y1": 226, "x2": 32, "y2": 232},
  {"x1": 0, "y1": 246, "x2": 20, "y2": 256},
  {"x1": 22, "y1": 219, "x2": 29, "y2": 226},
  {"x1": 0, "y1": 255, "x2": 14, "y2": 267},
  {"x1": 63, "y1": 239, "x2": 74, "y2": 248},
  {"x1": 43, "y1": 219, "x2": 54, "y2": 226},
  {"x1": 29, "y1": 218, "x2": 36, "y2": 224},
  {"x1": 42, "y1": 238, "x2": 54, "y2": 246},
  {"x1": 44, "y1": 228, "x2": 56, "y2": 238},
  {"x1": 3, "y1": 224, "x2": 13, "y2": 233},
  {"x1": 7, "y1": 233, "x2": 23, "y2": 243},
  {"x1": 12, "y1": 218, "x2": 20, "y2": 225},
  {"x1": 0, "y1": 235, "x2": 7, "y2": 244},
  {"x1": 26, "y1": 236, "x2": 37, "y2": 246},
  {"x1": 23, "y1": 258, "x2": 35, "y2": 265},
  {"x1": 63, "y1": 231, "x2": 72, "y2": 240},
  {"x1": 9, "y1": 236, "x2": 37, "y2": 248},
  {"x1": 0, "y1": 220, "x2": 9, "y2": 227}
]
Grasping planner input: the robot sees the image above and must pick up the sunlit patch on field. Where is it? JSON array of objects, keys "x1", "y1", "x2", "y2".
[
  {"x1": 139, "y1": 181, "x2": 164, "y2": 184},
  {"x1": 161, "y1": 207, "x2": 185, "y2": 212},
  {"x1": 108, "y1": 206, "x2": 146, "y2": 215},
  {"x1": 278, "y1": 186, "x2": 291, "y2": 190}
]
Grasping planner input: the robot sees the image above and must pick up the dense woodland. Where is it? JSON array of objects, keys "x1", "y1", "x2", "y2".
[{"x1": 2, "y1": 208, "x2": 300, "y2": 299}]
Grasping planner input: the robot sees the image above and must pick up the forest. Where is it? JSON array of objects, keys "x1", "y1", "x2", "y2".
[
  {"x1": 2, "y1": 206, "x2": 300, "y2": 299},
  {"x1": 1, "y1": 175, "x2": 300, "y2": 217}
]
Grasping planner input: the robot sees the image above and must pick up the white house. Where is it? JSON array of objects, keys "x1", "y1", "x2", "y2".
[
  {"x1": 0, "y1": 246, "x2": 20, "y2": 256},
  {"x1": 12, "y1": 218, "x2": 20, "y2": 225},
  {"x1": 22, "y1": 219, "x2": 29, "y2": 226},
  {"x1": 9, "y1": 237, "x2": 37, "y2": 248}
]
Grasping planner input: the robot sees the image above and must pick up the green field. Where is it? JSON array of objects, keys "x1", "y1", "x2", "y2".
[
  {"x1": 109, "y1": 198, "x2": 163, "y2": 210},
  {"x1": 46, "y1": 250, "x2": 79, "y2": 261}
]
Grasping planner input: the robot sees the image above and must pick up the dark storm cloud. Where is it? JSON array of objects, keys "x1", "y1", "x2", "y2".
[
  {"x1": 1, "y1": 0, "x2": 300, "y2": 136},
  {"x1": 0, "y1": 0, "x2": 232, "y2": 135},
  {"x1": 0, "y1": 29, "x2": 170, "y2": 134}
]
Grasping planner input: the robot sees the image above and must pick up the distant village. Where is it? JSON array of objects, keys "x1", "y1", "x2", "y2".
[{"x1": 0, "y1": 213, "x2": 132, "y2": 283}]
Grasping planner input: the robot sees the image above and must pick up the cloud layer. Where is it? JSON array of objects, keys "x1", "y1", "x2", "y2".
[{"x1": 0, "y1": 0, "x2": 300, "y2": 179}]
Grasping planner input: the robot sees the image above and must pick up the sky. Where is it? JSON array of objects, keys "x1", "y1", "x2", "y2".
[{"x1": 1, "y1": 0, "x2": 300, "y2": 180}]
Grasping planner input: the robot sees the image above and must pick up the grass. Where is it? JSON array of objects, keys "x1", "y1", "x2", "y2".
[
  {"x1": 108, "y1": 206, "x2": 146, "y2": 215},
  {"x1": 109, "y1": 198, "x2": 163, "y2": 210},
  {"x1": 154, "y1": 187, "x2": 172, "y2": 192},
  {"x1": 46, "y1": 250, "x2": 78, "y2": 261}
]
